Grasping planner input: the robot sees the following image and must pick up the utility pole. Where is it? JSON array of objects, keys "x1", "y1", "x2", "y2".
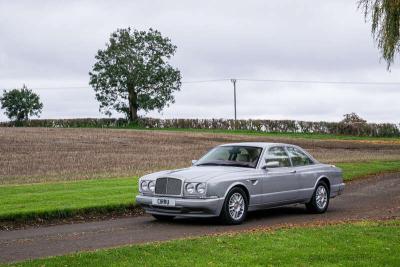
[{"x1": 230, "y1": 79, "x2": 237, "y2": 127}]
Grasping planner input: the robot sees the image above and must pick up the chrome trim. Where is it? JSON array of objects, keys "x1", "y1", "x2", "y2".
[
  {"x1": 251, "y1": 187, "x2": 314, "y2": 198},
  {"x1": 154, "y1": 177, "x2": 184, "y2": 197}
]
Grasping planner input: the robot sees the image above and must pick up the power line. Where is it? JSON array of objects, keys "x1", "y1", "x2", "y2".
[
  {"x1": 3, "y1": 77, "x2": 400, "y2": 90},
  {"x1": 181, "y1": 79, "x2": 229, "y2": 84},
  {"x1": 2, "y1": 79, "x2": 229, "y2": 90},
  {"x1": 237, "y1": 78, "x2": 400, "y2": 86},
  {"x1": 0, "y1": 86, "x2": 91, "y2": 90}
]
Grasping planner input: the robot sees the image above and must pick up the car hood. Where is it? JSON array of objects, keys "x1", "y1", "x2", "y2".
[{"x1": 142, "y1": 166, "x2": 257, "y2": 183}]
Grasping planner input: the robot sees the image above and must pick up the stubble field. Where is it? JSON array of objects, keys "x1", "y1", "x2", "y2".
[{"x1": 1, "y1": 127, "x2": 400, "y2": 185}]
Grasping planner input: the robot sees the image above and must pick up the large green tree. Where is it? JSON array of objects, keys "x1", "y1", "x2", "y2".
[
  {"x1": 89, "y1": 28, "x2": 181, "y2": 121},
  {"x1": 359, "y1": 0, "x2": 400, "y2": 69},
  {"x1": 0, "y1": 85, "x2": 43, "y2": 121}
]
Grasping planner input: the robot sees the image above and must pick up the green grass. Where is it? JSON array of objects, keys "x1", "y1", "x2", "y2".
[
  {"x1": 0, "y1": 178, "x2": 138, "y2": 222},
  {"x1": 119, "y1": 126, "x2": 400, "y2": 141},
  {"x1": 62, "y1": 122, "x2": 400, "y2": 141},
  {"x1": 1, "y1": 160, "x2": 399, "y2": 223},
  {"x1": 337, "y1": 160, "x2": 400, "y2": 181},
  {"x1": 8, "y1": 220, "x2": 400, "y2": 267}
]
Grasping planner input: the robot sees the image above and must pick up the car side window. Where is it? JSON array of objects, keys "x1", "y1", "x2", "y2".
[
  {"x1": 286, "y1": 147, "x2": 314, "y2": 166},
  {"x1": 265, "y1": 146, "x2": 291, "y2": 167}
]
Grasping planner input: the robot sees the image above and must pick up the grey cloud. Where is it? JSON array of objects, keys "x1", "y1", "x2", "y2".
[{"x1": 0, "y1": 0, "x2": 399, "y2": 123}]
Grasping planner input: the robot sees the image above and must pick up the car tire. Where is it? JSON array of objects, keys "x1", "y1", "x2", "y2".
[
  {"x1": 152, "y1": 214, "x2": 175, "y2": 221},
  {"x1": 306, "y1": 181, "x2": 330, "y2": 213},
  {"x1": 219, "y1": 187, "x2": 248, "y2": 225}
]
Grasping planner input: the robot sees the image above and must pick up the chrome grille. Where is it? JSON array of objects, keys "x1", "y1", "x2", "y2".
[{"x1": 155, "y1": 178, "x2": 182, "y2": 196}]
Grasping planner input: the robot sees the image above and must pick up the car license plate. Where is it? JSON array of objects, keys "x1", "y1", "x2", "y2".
[{"x1": 152, "y1": 198, "x2": 176, "y2": 207}]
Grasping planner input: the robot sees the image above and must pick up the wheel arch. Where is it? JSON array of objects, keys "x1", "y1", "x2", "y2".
[
  {"x1": 314, "y1": 176, "x2": 331, "y2": 192},
  {"x1": 223, "y1": 182, "x2": 250, "y2": 203}
]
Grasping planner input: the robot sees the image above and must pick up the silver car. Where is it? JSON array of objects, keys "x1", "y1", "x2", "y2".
[{"x1": 136, "y1": 142, "x2": 345, "y2": 224}]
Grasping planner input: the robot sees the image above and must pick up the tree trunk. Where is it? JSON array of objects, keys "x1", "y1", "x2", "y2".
[{"x1": 128, "y1": 89, "x2": 138, "y2": 122}]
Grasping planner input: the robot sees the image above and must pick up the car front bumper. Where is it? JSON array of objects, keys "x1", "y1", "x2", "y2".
[
  {"x1": 331, "y1": 183, "x2": 345, "y2": 197},
  {"x1": 136, "y1": 195, "x2": 225, "y2": 218}
]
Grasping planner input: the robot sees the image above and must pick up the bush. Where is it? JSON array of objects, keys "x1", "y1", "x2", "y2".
[{"x1": 1, "y1": 117, "x2": 398, "y2": 137}]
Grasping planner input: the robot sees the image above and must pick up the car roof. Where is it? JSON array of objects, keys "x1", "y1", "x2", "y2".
[{"x1": 219, "y1": 142, "x2": 295, "y2": 149}]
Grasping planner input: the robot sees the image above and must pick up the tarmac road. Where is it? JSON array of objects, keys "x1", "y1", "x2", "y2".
[{"x1": 1, "y1": 172, "x2": 399, "y2": 263}]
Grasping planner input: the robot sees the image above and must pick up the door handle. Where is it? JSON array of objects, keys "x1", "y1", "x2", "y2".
[{"x1": 289, "y1": 170, "x2": 297, "y2": 173}]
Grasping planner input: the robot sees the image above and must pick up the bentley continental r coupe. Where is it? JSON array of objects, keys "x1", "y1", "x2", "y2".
[{"x1": 136, "y1": 143, "x2": 345, "y2": 224}]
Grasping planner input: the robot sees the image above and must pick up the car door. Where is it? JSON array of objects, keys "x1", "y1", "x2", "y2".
[
  {"x1": 285, "y1": 146, "x2": 318, "y2": 200},
  {"x1": 261, "y1": 146, "x2": 301, "y2": 205}
]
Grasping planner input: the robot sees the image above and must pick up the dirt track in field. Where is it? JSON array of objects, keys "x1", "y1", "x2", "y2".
[
  {"x1": 0, "y1": 172, "x2": 399, "y2": 263},
  {"x1": 1, "y1": 127, "x2": 400, "y2": 184}
]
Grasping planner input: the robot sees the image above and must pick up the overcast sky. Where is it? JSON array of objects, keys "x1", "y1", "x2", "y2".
[{"x1": 0, "y1": 0, "x2": 399, "y2": 123}]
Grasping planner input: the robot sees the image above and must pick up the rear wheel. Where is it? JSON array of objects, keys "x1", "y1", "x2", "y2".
[
  {"x1": 152, "y1": 214, "x2": 175, "y2": 221},
  {"x1": 306, "y1": 181, "x2": 330, "y2": 213},
  {"x1": 219, "y1": 187, "x2": 248, "y2": 225}
]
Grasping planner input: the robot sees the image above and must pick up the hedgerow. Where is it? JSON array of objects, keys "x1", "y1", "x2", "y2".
[{"x1": 1, "y1": 118, "x2": 399, "y2": 137}]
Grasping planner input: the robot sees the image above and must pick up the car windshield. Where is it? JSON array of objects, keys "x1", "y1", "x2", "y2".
[{"x1": 195, "y1": 146, "x2": 263, "y2": 168}]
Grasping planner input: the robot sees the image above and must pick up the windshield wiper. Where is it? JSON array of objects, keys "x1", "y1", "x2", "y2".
[
  {"x1": 196, "y1": 162, "x2": 253, "y2": 168},
  {"x1": 196, "y1": 163, "x2": 223, "y2": 166},
  {"x1": 224, "y1": 163, "x2": 253, "y2": 168}
]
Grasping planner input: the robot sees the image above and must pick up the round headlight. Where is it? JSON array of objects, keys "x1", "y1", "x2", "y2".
[
  {"x1": 141, "y1": 180, "x2": 148, "y2": 191},
  {"x1": 196, "y1": 183, "x2": 206, "y2": 194},
  {"x1": 148, "y1": 181, "x2": 155, "y2": 192},
  {"x1": 185, "y1": 183, "x2": 195, "y2": 194}
]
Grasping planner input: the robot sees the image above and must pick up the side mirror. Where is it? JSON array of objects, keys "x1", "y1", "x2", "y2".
[
  {"x1": 262, "y1": 161, "x2": 280, "y2": 169},
  {"x1": 191, "y1": 160, "x2": 197, "y2": 165}
]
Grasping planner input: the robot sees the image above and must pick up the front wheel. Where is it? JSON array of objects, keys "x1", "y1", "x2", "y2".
[
  {"x1": 306, "y1": 181, "x2": 330, "y2": 213},
  {"x1": 219, "y1": 187, "x2": 248, "y2": 225}
]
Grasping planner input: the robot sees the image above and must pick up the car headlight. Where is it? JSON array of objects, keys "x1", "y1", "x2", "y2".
[
  {"x1": 185, "y1": 182, "x2": 206, "y2": 195},
  {"x1": 196, "y1": 183, "x2": 206, "y2": 194},
  {"x1": 185, "y1": 183, "x2": 195, "y2": 194},
  {"x1": 140, "y1": 180, "x2": 148, "y2": 191},
  {"x1": 148, "y1": 181, "x2": 155, "y2": 192}
]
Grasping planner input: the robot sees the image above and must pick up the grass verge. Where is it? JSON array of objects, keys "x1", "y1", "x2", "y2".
[
  {"x1": 0, "y1": 178, "x2": 138, "y2": 222},
  {"x1": 337, "y1": 160, "x2": 400, "y2": 181},
  {"x1": 1, "y1": 161, "x2": 399, "y2": 223},
  {"x1": 7, "y1": 220, "x2": 400, "y2": 266}
]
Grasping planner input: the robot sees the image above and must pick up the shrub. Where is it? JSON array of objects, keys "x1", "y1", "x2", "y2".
[{"x1": 1, "y1": 117, "x2": 398, "y2": 137}]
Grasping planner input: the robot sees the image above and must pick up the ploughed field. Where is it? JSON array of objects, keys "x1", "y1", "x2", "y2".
[{"x1": 1, "y1": 127, "x2": 400, "y2": 185}]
